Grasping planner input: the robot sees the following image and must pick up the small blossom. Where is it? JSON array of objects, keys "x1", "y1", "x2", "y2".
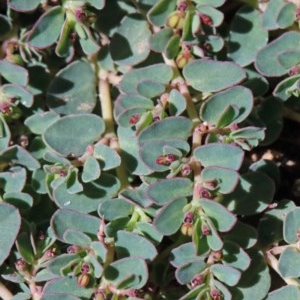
[
  {"x1": 74, "y1": 9, "x2": 86, "y2": 22},
  {"x1": 81, "y1": 262, "x2": 90, "y2": 274},
  {"x1": 0, "y1": 102, "x2": 11, "y2": 114},
  {"x1": 155, "y1": 154, "x2": 176, "y2": 165},
  {"x1": 181, "y1": 163, "x2": 191, "y2": 176},
  {"x1": 67, "y1": 245, "x2": 81, "y2": 253},
  {"x1": 177, "y1": 1, "x2": 188, "y2": 12},
  {"x1": 15, "y1": 259, "x2": 27, "y2": 272}
]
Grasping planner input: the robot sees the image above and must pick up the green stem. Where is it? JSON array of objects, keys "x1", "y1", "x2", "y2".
[{"x1": 0, "y1": 282, "x2": 13, "y2": 300}]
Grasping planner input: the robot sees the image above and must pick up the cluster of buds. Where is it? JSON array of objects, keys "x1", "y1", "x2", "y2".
[
  {"x1": 176, "y1": 44, "x2": 193, "y2": 68},
  {"x1": 181, "y1": 211, "x2": 194, "y2": 236},
  {"x1": 190, "y1": 274, "x2": 204, "y2": 288},
  {"x1": 155, "y1": 153, "x2": 177, "y2": 165}
]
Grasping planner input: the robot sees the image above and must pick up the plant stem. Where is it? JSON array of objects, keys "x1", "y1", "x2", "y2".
[
  {"x1": 282, "y1": 107, "x2": 300, "y2": 123},
  {"x1": 0, "y1": 282, "x2": 13, "y2": 300}
]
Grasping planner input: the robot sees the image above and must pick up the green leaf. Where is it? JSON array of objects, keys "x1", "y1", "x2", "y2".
[
  {"x1": 169, "y1": 89, "x2": 187, "y2": 116},
  {"x1": 199, "y1": 199, "x2": 237, "y2": 232},
  {"x1": 27, "y1": 6, "x2": 65, "y2": 48},
  {"x1": 183, "y1": 59, "x2": 246, "y2": 93},
  {"x1": 147, "y1": 0, "x2": 177, "y2": 26},
  {"x1": 25, "y1": 111, "x2": 60, "y2": 135},
  {"x1": 197, "y1": 5, "x2": 224, "y2": 27},
  {"x1": 283, "y1": 207, "x2": 300, "y2": 244},
  {"x1": 51, "y1": 208, "x2": 100, "y2": 243},
  {"x1": 170, "y1": 242, "x2": 201, "y2": 268},
  {"x1": 0, "y1": 166, "x2": 26, "y2": 193},
  {"x1": 119, "y1": 64, "x2": 173, "y2": 94},
  {"x1": 273, "y1": 74, "x2": 300, "y2": 101},
  {"x1": 47, "y1": 253, "x2": 80, "y2": 276},
  {"x1": 150, "y1": 28, "x2": 174, "y2": 53},
  {"x1": 121, "y1": 186, "x2": 153, "y2": 208},
  {"x1": 154, "y1": 197, "x2": 187, "y2": 236},
  {"x1": 81, "y1": 156, "x2": 101, "y2": 183},
  {"x1": 43, "y1": 277, "x2": 94, "y2": 299},
  {"x1": 223, "y1": 172, "x2": 275, "y2": 215},
  {"x1": 147, "y1": 178, "x2": 193, "y2": 205},
  {"x1": 98, "y1": 198, "x2": 133, "y2": 221},
  {"x1": 40, "y1": 294, "x2": 81, "y2": 300},
  {"x1": 175, "y1": 260, "x2": 206, "y2": 284},
  {"x1": 115, "y1": 230, "x2": 157, "y2": 261},
  {"x1": 206, "y1": 218, "x2": 223, "y2": 251},
  {"x1": 242, "y1": 67, "x2": 269, "y2": 97},
  {"x1": 0, "y1": 145, "x2": 40, "y2": 171},
  {"x1": 201, "y1": 167, "x2": 239, "y2": 194},
  {"x1": 43, "y1": 114, "x2": 105, "y2": 157},
  {"x1": 8, "y1": 0, "x2": 40, "y2": 12},
  {"x1": 193, "y1": 0, "x2": 225, "y2": 7},
  {"x1": 63, "y1": 229, "x2": 92, "y2": 246},
  {"x1": 210, "y1": 264, "x2": 241, "y2": 286},
  {"x1": 222, "y1": 241, "x2": 251, "y2": 271},
  {"x1": 78, "y1": 25, "x2": 100, "y2": 55},
  {"x1": 137, "y1": 80, "x2": 166, "y2": 98},
  {"x1": 278, "y1": 246, "x2": 300, "y2": 278},
  {"x1": 2, "y1": 84, "x2": 33, "y2": 107},
  {"x1": 194, "y1": 143, "x2": 244, "y2": 170},
  {"x1": 110, "y1": 14, "x2": 151, "y2": 66},
  {"x1": 3, "y1": 192, "x2": 33, "y2": 210},
  {"x1": 0, "y1": 115, "x2": 11, "y2": 151},
  {"x1": 265, "y1": 285, "x2": 300, "y2": 300},
  {"x1": 255, "y1": 31, "x2": 300, "y2": 77},
  {"x1": 228, "y1": 5, "x2": 268, "y2": 67},
  {"x1": 165, "y1": 34, "x2": 181, "y2": 59},
  {"x1": 0, "y1": 203, "x2": 21, "y2": 266},
  {"x1": 0, "y1": 60, "x2": 28, "y2": 86},
  {"x1": 47, "y1": 60, "x2": 96, "y2": 115},
  {"x1": 54, "y1": 174, "x2": 120, "y2": 213},
  {"x1": 225, "y1": 221, "x2": 257, "y2": 249},
  {"x1": 200, "y1": 86, "x2": 253, "y2": 125},
  {"x1": 104, "y1": 257, "x2": 148, "y2": 290},
  {"x1": 250, "y1": 159, "x2": 280, "y2": 186},
  {"x1": 90, "y1": 241, "x2": 107, "y2": 264},
  {"x1": 228, "y1": 248, "x2": 271, "y2": 300}
]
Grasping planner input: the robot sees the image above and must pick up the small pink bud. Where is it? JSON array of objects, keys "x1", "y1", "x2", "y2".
[
  {"x1": 67, "y1": 245, "x2": 81, "y2": 254},
  {"x1": 129, "y1": 114, "x2": 140, "y2": 125},
  {"x1": 289, "y1": 66, "x2": 300, "y2": 76},
  {"x1": 200, "y1": 14, "x2": 213, "y2": 26},
  {"x1": 15, "y1": 259, "x2": 27, "y2": 272},
  {"x1": 177, "y1": 1, "x2": 188, "y2": 12},
  {"x1": 296, "y1": 8, "x2": 300, "y2": 21},
  {"x1": 74, "y1": 9, "x2": 86, "y2": 22},
  {"x1": 155, "y1": 154, "x2": 176, "y2": 165},
  {"x1": 190, "y1": 274, "x2": 203, "y2": 288},
  {"x1": 199, "y1": 187, "x2": 212, "y2": 199},
  {"x1": 201, "y1": 225, "x2": 211, "y2": 236},
  {"x1": 81, "y1": 262, "x2": 90, "y2": 274},
  {"x1": 181, "y1": 164, "x2": 191, "y2": 176},
  {"x1": 184, "y1": 212, "x2": 194, "y2": 224},
  {"x1": 210, "y1": 289, "x2": 223, "y2": 300},
  {"x1": 0, "y1": 102, "x2": 11, "y2": 114}
]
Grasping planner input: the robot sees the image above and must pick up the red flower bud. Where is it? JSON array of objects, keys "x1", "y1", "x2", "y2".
[
  {"x1": 191, "y1": 274, "x2": 204, "y2": 288},
  {"x1": 184, "y1": 212, "x2": 194, "y2": 224},
  {"x1": 210, "y1": 289, "x2": 223, "y2": 300},
  {"x1": 155, "y1": 154, "x2": 176, "y2": 165},
  {"x1": 129, "y1": 114, "x2": 140, "y2": 125},
  {"x1": 201, "y1": 225, "x2": 211, "y2": 236},
  {"x1": 200, "y1": 14, "x2": 213, "y2": 26}
]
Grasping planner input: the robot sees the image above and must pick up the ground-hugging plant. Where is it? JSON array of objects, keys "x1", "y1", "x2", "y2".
[{"x1": 1, "y1": 0, "x2": 300, "y2": 299}]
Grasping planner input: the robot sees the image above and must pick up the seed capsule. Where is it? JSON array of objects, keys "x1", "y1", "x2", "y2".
[
  {"x1": 77, "y1": 273, "x2": 90, "y2": 287},
  {"x1": 181, "y1": 223, "x2": 193, "y2": 236},
  {"x1": 167, "y1": 11, "x2": 185, "y2": 30}
]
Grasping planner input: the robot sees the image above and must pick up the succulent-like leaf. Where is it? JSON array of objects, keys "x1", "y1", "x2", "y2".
[
  {"x1": 200, "y1": 86, "x2": 253, "y2": 126},
  {"x1": 154, "y1": 197, "x2": 187, "y2": 235},
  {"x1": 2, "y1": 84, "x2": 33, "y2": 107},
  {"x1": 98, "y1": 198, "x2": 133, "y2": 221},
  {"x1": 3, "y1": 192, "x2": 33, "y2": 210},
  {"x1": 193, "y1": 0, "x2": 225, "y2": 7},
  {"x1": 210, "y1": 264, "x2": 241, "y2": 286},
  {"x1": 273, "y1": 74, "x2": 300, "y2": 101},
  {"x1": 183, "y1": 59, "x2": 246, "y2": 93},
  {"x1": 81, "y1": 156, "x2": 101, "y2": 183},
  {"x1": 250, "y1": 159, "x2": 280, "y2": 186},
  {"x1": 150, "y1": 28, "x2": 174, "y2": 53},
  {"x1": 194, "y1": 143, "x2": 244, "y2": 170},
  {"x1": 0, "y1": 115, "x2": 11, "y2": 151},
  {"x1": 201, "y1": 167, "x2": 239, "y2": 194},
  {"x1": 283, "y1": 207, "x2": 300, "y2": 244},
  {"x1": 104, "y1": 257, "x2": 148, "y2": 290},
  {"x1": 134, "y1": 222, "x2": 163, "y2": 245},
  {"x1": 0, "y1": 60, "x2": 28, "y2": 86},
  {"x1": 222, "y1": 171, "x2": 275, "y2": 215},
  {"x1": 115, "y1": 230, "x2": 158, "y2": 261},
  {"x1": 27, "y1": 6, "x2": 65, "y2": 48},
  {"x1": 8, "y1": 0, "x2": 40, "y2": 12},
  {"x1": 169, "y1": 89, "x2": 187, "y2": 116},
  {"x1": 110, "y1": 14, "x2": 151, "y2": 66},
  {"x1": 119, "y1": 64, "x2": 173, "y2": 94},
  {"x1": 42, "y1": 277, "x2": 94, "y2": 299},
  {"x1": 206, "y1": 217, "x2": 223, "y2": 251},
  {"x1": 0, "y1": 166, "x2": 26, "y2": 193},
  {"x1": 265, "y1": 285, "x2": 300, "y2": 300},
  {"x1": 51, "y1": 208, "x2": 100, "y2": 243},
  {"x1": 47, "y1": 60, "x2": 96, "y2": 115},
  {"x1": 25, "y1": 111, "x2": 60, "y2": 135},
  {"x1": 175, "y1": 260, "x2": 206, "y2": 284},
  {"x1": 43, "y1": 114, "x2": 105, "y2": 157},
  {"x1": 242, "y1": 67, "x2": 269, "y2": 97},
  {"x1": 147, "y1": 177, "x2": 193, "y2": 205},
  {"x1": 47, "y1": 253, "x2": 80, "y2": 276},
  {"x1": 228, "y1": 5, "x2": 268, "y2": 67},
  {"x1": 137, "y1": 80, "x2": 166, "y2": 98},
  {"x1": 0, "y1": 203, "x2": 21, "y2": 266},
  {"x1": 147, "y1": 0, "x2": 177, "y2": 26},
  {"x1": 278, "y1": 246, "x2": 300, "y2": 278},
  {"x1": 63, "y1": 229, "x2": 92, "y2": 246},
  {"x1": 255, "y1": 31, "x2": 300, "y2": 77}
]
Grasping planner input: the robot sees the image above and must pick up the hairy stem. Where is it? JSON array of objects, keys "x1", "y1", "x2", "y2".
[{"x1": 0, "y1": 282, "x2": 13, "y2": 300}]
